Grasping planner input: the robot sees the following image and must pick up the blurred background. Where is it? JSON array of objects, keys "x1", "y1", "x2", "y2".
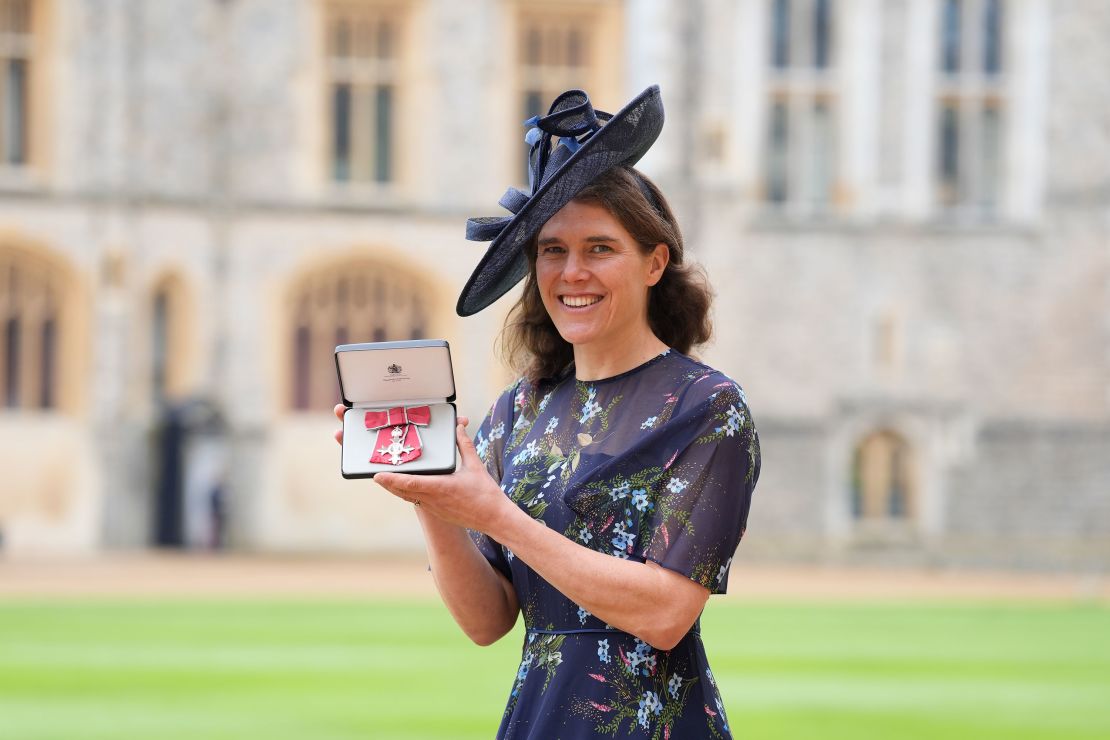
[
  {"x1": 0, "y1": 0, "x2": 1106, "y2": 570},
  {"x1": 0, "y1": 1, "x2": 1108, "y2": 738}
]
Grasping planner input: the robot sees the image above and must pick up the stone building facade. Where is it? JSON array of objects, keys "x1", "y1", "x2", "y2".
[{"x1": 0, "y1": 0, "x2": 1106, "y2": 571}]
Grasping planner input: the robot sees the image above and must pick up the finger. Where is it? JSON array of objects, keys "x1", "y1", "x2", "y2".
[
  {"x1": 457, "y1": 415, "x2": 470, "y2": 428},
  {"x1": 377, "y1": 472, "x2": 445, "y2": 496},
  {"x1": 334, "y1": 403, "x2": 346, "y2": 422},
  {"x1": 334, "y1": 428, "x2": 343, "y2": 445},
  {"x1": 456, "y1": 423, "x2": 481, "y2": 467}
]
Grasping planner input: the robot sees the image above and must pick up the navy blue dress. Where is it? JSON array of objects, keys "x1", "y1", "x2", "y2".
[{"x1": 470, "y1": 349, "x2": 761, "y2": 739}]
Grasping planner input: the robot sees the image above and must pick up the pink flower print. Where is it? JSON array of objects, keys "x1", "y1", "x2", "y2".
[
  {"x1": 704, "y1": 705, "x2": 717, "y2": 717},
  {"x1": 664, "y1": 450, "x2": 678, "y2": 469},
  {"x1": 601, "y1": 514, "x2": 614, "y2": 532},
  {"x1": 588, "y1": 673, "x2": 607, "y2": 683},
  {"x1": 589, "y1": 701, "x2": 612, "y2": 712},
  {"x1": 664, "y1": 726, "x2": 671, "y2": 740},
  {"x1": 661, "y1": 525, "x2": 670, "y2": 548}
]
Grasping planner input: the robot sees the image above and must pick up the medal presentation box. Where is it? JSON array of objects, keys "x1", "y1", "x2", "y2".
[{"x1": 335, "y1": 339, "x2": 458, "y2": 479}]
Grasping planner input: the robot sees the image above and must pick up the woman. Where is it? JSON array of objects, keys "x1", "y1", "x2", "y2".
[{"x1": 335, "y1": 86, "x2": 759, "y2": 738}]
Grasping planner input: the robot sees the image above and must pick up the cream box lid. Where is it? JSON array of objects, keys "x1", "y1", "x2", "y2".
[{"x1": 335, "y1": 339, "x2": 456, "y2": 407}]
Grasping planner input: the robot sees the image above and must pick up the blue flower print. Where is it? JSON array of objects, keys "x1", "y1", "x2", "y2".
[
  {"x1": 475, "y1": 433, "x2": 490, "y2": 461},
  {"x1": 724, "y1": 404, "x2": 745, "y2": 436},
  {"x1": 666, "y1": 477, "x2": 689, "y2": 494},
  {"x1": 627, "y1": 639, "x2": 657, "y2": 675},
  {"x1": 489, "y1": 421, "x2": 505, "y2": 441},
  {"x1": 636, "y1": 690, "x2": 662, "y2": 729},
  {"x1": 668, "y1": 673, "x2": 684, "y2": 700},
  {"x1": 597, "y1": 639, "x2": 610, "y2": 664},
  {"x1": 608, "y1": 481, "x2": 631, "y2": 502},
  {"x1": 512, "y1": 656, "x2": 532, "y2": 697},
  {"x1": 512, "y1": 439, "x2": 541, "y2": 465},
  {"x1": 610, "y1": 521, "x2": 636, "y2": 556},
  {"x1": 640, "y1": 415, "x2": 658, "y2": 430},
  {"x1": 630, "y1": 488, "x2": 651, "y2": 512},
  {"x1": 577, "y1": 606, "x2": 590, "y2": 625},
  {"x1": 580, "y1": 386, "x2": 601, "y2": 424},
  {"x1": 545, "y1": 416, "x2": 559, "y2": 435}
]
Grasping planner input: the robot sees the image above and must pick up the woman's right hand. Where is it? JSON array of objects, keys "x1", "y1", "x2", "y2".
[{"x1": 333, "y1": 403, "x2": 346, "y2": 445}]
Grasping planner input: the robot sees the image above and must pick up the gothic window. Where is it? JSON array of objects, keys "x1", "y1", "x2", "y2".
[
  {"x1": 516, "y1": 9, "x2": 599, "y2": 183},
  {"x1": 936, "y1": 0, "x2": 1005, "y2": 212},
  {"x1": 151, "y1": 275, "x2": 190, "y2": 404},
  {"x1": 325, "y1": 2, "x2": 401, "y2": 184},
  {"x1": 0, "y1": 248, "x2": 61, "y2": 410},
  {"x1": 0, "y1": 0, "x2": 32, "y2": 166},
  {"x1": 850, "y1": 430, "x2": 915, "y2": 520},
  {"x1": 289, "y1": 262, "x2": 428, "y2": 412},
  {"x1": 764, "y1": 0, "x2": 838, "y2": 210}
]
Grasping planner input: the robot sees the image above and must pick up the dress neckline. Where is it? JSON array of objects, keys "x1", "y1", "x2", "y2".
[{"x1": 571, "y1": 348, "x2": 673, "y2": 385}]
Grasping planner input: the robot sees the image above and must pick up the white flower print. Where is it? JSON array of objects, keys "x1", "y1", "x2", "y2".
[
  {"x1": 608, "y1": 481, "x2": 631, "y2": 502},
  {"x1": 580, "y1": 386, "x2": 601, "y2": 424},
  {"x1": 668, "y1": 674, "x2": 684, "y2": 700},
  {"x1": 538, "y1": 391, "x2": 553, "y2": 412},
  {"x1": 504, "y1": 547, "x2": 515, "y2": 563},
  {"x1": 545, "y1": 416, "x2": 559, "y2": 435},
  {"x1": 610, "y1": 521, "x2": 636, "y2": 555},
  {"x1": 636, "y1": 691, "x2": 662, "y2": 729},
  {"x1": 597, "y1": 639, "x2": 610, "y2": 664},
  {"x1": 630, "y1": 489, "x2": 651, "y2": 512},
  {"x1": 543, "y1": 473, "x2": 557, "y2": 489},
  {"x1": 538, "y1": 651, "x2": 563, "y2": 668},
  {"x1": 475, "y1": 433, "x2": 490, "y2": 461},
  {"x1": 717, "y1": 556, "x2": 733, "y2": 587},
  {"x1": 513, "y1": 412, "x2": 529, "y2": 431},
  {"x1": 577, "y1": 606, "x2": 590, "y2": 625},
  {"x1": 666, "y1": 477, "x2": 689, "y2": 494},
  {"x1": 724, "y1": 404, "x2": 745, "y2": 436},
  {"x1": 511, "y1": 439, "x2": 541, "y2": 465},
  {"x1": 640, "y1": 415, "x2": 658, "y2": 430},
  {"x1": 578, "y1": 526, "x2": 593, "y2": 544},
  {"x1": 489, "y1": 421, "x2": 505, "y2": 441}
]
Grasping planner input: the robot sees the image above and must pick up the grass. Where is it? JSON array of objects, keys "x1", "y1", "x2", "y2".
[{"x1": 0, "y1": 599, "x2": 1107, "y2": 739}]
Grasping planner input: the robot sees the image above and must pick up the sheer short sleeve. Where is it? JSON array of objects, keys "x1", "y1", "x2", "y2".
[
  {"x1": 638, "y1": 382, "x2": 760, "y2": 594},
  {"x1": 467, "y1": 381, "x2": 520, "y2": 583}
]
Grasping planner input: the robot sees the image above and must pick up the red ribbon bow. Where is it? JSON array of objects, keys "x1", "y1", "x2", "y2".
[{"x1": 365, "y1": 405, "x2": 431, "y2": 466}]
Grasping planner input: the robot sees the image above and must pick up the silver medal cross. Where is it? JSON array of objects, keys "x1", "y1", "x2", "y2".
[{"x1": 377, "y1": 425, "x2": 415, "y2": 466}]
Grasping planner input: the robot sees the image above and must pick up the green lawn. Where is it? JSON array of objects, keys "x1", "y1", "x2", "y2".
[{"x1": 0, "y1": 599, "x2": 1106, "y2": 739}]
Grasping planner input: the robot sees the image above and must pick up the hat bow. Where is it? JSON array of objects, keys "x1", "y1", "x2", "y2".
[{"x1": 465, "y1": 90, "x2": 612, "y2": 243}]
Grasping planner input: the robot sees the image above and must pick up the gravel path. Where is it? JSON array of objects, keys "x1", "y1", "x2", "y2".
[{"x1": 1, "y1": 553, "x2": 1105, "y2": 602}]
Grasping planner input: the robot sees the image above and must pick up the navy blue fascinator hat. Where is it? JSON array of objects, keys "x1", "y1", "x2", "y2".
[{"x1": 456, "y1": 85, "x2": 665, "y2": 317}]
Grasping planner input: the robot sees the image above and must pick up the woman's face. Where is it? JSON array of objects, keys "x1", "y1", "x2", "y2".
[{"x1": 534, "y1": 199, "x2": 668, "y2": 350}]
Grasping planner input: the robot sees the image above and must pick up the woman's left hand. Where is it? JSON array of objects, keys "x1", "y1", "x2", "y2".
[{"x1": 374, "y1": 418, "x2": 513, "y2": 532}]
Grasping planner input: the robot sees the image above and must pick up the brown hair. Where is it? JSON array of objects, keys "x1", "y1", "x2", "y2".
[{"x1": 499, "y1": 166, "x2": 713, "y2": 383}]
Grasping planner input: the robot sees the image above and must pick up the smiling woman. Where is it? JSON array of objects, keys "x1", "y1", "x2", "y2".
[
  {"x1": 336, "y1": 86, "x2": 761, "y2": 739},
  {"x1": 507, "y1": 166, "x2": 712, "y2": 385}
]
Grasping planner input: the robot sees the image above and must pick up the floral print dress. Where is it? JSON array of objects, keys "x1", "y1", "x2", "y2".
[{"x1": 470, "y1": 349, "x2": 761, "y2": 739}]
